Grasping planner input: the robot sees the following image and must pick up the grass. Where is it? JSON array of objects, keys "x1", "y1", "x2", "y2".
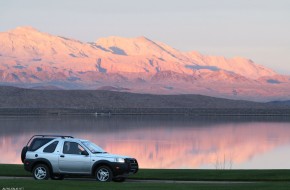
[
  {"x1": 1, "y1": 164, "x2": 290, "y2": 190},
  {"x1": 2, "y1": 164, "x2": 290, "y2": 182},
  {"x1": 1, "y1": 180, "x2": 290, "y2": 190},
  {"x1": 0, "y1": 164, "x2": 30, "y2": 177},
  {"x1": 131, "y1": 169, "x2": 290, "y2": 181}
]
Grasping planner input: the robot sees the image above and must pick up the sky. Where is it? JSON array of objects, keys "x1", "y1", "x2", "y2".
[{"x1": 1, "y1": 0, "x2": 289, "y2": 74}]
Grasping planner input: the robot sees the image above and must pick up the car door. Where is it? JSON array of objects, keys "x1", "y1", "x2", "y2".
[{"x1": 58, "y1": 141, "x2": 91, "y2": 174}]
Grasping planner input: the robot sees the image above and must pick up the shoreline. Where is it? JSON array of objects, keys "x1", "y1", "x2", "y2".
[{"x1": 0, "y1": 108, "x2": 290, "y2": 116}]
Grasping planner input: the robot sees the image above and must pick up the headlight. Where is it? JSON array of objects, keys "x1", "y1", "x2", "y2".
[{"x1": 115, "y1": 158, "x2": 125, "y2": 163}]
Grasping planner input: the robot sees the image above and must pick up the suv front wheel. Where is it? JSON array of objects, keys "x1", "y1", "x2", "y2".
[
  {"x1": 33, "y1": 164, "x2": 50, "y2": 180},
  {"x1": 95, "y1": 166, "x2": 112, "y2": 182}
]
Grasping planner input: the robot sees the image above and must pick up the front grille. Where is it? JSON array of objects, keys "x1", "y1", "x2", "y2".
[{"x1": 125, "y1": 158, "x2": 139, "y2": 173}]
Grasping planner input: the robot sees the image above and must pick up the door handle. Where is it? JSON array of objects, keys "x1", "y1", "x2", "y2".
[{"x1": 60, "y1": 155, "x2": 65, "y2": 158}]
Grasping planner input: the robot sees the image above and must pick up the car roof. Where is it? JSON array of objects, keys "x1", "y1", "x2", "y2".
[
  {"x1": 57, "y1": 138, "x2": 88, "y2": 142},
  {"x1": 26, "y1": 135, "x2": 75, "y2": 146}
]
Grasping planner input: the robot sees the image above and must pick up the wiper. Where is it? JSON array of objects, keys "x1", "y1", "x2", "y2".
[{"x1": 93, "y1": 151, "x2": 107, "y2": 154}]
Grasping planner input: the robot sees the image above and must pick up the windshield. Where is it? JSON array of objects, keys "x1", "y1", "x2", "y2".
[{"x1": 81, "y1": 141, "x2": 106, "y2": 154}]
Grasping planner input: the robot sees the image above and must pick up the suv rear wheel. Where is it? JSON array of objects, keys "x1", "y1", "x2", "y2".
[
  {"x1": 33, "y1": 164, "x2": 50, "y2": 180},
  {"x1": 95, "y1": 166, "x2": 112, "y2": 182}
]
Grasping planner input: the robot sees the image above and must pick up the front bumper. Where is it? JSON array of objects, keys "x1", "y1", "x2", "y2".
[{"x1": 112, "y1": 158, "x2": 138, "y2": 176}]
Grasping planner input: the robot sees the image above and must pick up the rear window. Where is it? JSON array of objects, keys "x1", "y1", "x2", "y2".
[
  {"x1": 43, "y1": 141, "x2": 59, "y2": 153},
  {"x1": 28, "y1": 138, "x2": 54, "y2": 151}
]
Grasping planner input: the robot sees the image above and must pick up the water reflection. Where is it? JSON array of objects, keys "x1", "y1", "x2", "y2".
[{"x1": 0, "y1": 115, "x2": 290, "y2": 169}]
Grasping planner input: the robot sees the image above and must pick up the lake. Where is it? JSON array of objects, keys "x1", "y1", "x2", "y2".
[{"x1": 1, "y1": 115, "x2": 290, "y2": 169}]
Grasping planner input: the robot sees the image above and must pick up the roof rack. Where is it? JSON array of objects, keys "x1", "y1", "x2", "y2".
[{"x1": 26, "y1": 135, "x2": 74, "y2": 146}]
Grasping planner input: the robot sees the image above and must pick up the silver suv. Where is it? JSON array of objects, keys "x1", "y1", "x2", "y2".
[{"x1": 21, "y1": 135, "x2": 138, "y2": 182}]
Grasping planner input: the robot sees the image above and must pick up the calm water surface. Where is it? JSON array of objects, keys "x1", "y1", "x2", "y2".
[{"x1": 1, "y1": 115, "x2": 290, "y2": 169}]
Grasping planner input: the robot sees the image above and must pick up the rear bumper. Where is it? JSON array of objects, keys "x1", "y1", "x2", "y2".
[{"x1": 23, "y1": 159, "x2": 34, "y2": 172}]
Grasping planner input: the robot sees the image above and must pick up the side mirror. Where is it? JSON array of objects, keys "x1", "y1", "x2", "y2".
[{"x1": 81, "y1": 150, "x2": 89, "y2": 156}]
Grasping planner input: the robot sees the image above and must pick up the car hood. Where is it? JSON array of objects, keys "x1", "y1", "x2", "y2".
[{"x1": 91, "y1": 153, "x2": 131, "y2": 159}]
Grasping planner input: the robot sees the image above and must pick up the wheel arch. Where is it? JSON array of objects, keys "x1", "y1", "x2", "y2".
[
  {"x1": 31, "y1": 158, "x2": 53, "y2": 174},
  {"x1": 91, "y1": 160, "x2": 114, "y2": 176}
]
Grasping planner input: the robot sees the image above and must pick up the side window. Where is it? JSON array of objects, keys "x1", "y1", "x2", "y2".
[
  {"x1": 63, "y1": 141, "x2": 85, "y2": 155},
  {"x1": 43, "y1": 141, "x2": 59, "y2": 153},
  {"x1": 29, "y1": 138, "x2": 54, "y2": 151}
]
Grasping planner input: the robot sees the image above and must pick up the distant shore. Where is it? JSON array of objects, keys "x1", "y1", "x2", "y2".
[
  {"x1": 1, "y1": 86, "x2": 290, "y2": 117},
  {"x1": 0, "y1": 108, "x2": 290, "y2": 116}
]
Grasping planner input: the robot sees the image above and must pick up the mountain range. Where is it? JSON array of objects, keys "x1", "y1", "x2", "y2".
[{"x1": 0, "y1": 26, "x2": 289, "y2": 101}]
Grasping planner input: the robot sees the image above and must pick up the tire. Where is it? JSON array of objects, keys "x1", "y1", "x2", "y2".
[
  {"x1": 113, "y1": 177, "x2": 126, "y2": 182},
  {"x1": 51, "y1": 174, "x2": 64, "y2": 180},
  {"x1": 95, "y1": 166, "x2": 112, "y2": 182},
  {"x1": 21, "y1": 146, "x2": 28, "y2": 163},
  {"x1": 33, "y1": 164, "x2": 50, "y2": 180}
]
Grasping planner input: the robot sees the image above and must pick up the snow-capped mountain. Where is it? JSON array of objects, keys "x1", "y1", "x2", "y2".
[{"x1": 0, "y1": 26, "x2": 289, "y2": 101}]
